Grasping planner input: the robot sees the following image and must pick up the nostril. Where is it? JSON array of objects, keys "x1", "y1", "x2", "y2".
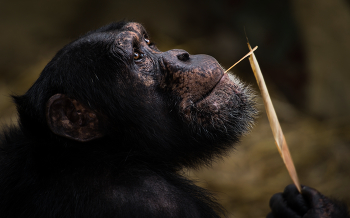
[{"x1": 177, "y1": 52, "x2": 190, "y2": 62}]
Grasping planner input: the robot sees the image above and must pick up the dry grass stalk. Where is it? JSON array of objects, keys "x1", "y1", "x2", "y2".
[
  {"x1": 246, "y1": 43, "x2": 301, "y2": 193},
  {"x1": 224, "y1": 46, "x2": 258, "y2": 73}
]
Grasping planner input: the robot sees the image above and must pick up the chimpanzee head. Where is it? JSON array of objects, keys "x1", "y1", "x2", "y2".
[{"x1": 14, "y1": 21, "x2": 257, "y2": 168}]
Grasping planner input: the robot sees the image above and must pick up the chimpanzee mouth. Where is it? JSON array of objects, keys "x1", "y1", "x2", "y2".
[{"x1": 193, "y1": 73, "x2": 228, "y2": 105}]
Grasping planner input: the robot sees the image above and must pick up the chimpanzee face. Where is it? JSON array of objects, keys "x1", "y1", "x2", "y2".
[
  {"x1": 110, "y1": 22, "x2": 256, "y2": 136},
  {"x1": 19, "y1": 21, "x2": 256, "y2": 166}
]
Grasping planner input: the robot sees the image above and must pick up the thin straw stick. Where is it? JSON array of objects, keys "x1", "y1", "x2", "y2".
[
  {"x1": 247, "y1": 43, "x2": 302, "y2": 193},
  {"x1": 224, "y1": 46, "x2": 258, "y2": 73}
]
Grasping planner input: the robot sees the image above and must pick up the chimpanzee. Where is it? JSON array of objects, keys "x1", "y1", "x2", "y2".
[{"x1": 0, "y1": 21, "x2": 348, "y2": 218}]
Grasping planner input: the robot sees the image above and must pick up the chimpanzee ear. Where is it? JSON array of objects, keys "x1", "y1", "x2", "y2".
[{"x1": 46, "y1": 94, "x2": 104, "y2": 142}]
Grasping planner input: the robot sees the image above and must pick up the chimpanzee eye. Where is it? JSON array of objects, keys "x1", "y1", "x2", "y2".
[
  {"x1": 134, "y1": 51, "x2": 144, "y2": 61},
  {"x1": 144, "y1": 38, "x2": 151, "y2": 45},
  {"x1": 134, "y1": 52, "x2": 140, "y2": 60}
]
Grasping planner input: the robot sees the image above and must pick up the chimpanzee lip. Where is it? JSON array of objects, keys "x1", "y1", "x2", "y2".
[{"x1": 194, "y1": 73, "x2": 227, "y2": 104}]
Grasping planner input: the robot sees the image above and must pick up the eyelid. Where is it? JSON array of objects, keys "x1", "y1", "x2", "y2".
[
  {"x1": 132, "y1": 36, "x2": 142, "y2": 60},
  {"x1": 133, "y1": 48, "x2": 145, "y2": 61},
  {"x1": 142, "y1": 33, "x2": 152, "y2": 44}
]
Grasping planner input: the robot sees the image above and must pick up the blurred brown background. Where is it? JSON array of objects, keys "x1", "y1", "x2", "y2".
[{"x1": 1, "y1": 0, "x2": 350, "y2": 217}]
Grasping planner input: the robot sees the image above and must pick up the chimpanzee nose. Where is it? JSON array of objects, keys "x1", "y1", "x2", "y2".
[{"x1": 176, "y1": 51, "x2": 190, "y2": 62}]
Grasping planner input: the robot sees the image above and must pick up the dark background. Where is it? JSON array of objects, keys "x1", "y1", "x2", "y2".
[{"x1": 1, "y1": 0, "x2": 350, "y2": 217}]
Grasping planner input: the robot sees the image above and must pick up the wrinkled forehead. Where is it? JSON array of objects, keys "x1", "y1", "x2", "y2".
[
  {"x1": 122, "y1": 22, "x2": 146, "y2": 35},
  {"x1": 116, "y1": 22, "x2": 148, "y2": 48}
]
